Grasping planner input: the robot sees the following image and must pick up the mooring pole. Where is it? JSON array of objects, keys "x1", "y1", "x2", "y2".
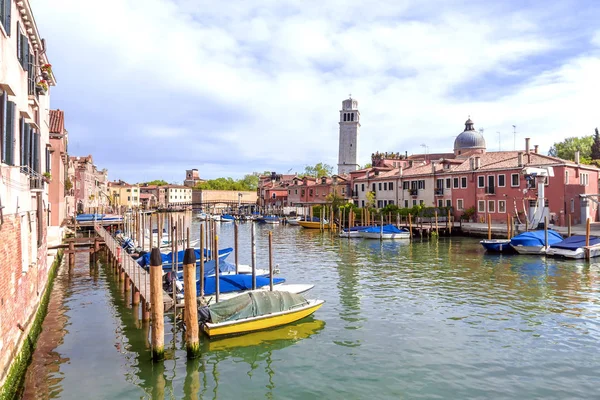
[
  {"x1": 234, "y1": 222, "x2": 239, "y2": 274},
  {"x1": 215, "y1": 234, "x2": 220, "y2": 303},
  {"x1": 251, "y1": 222, "x2": 257, "y2": 290},
  {"x1": 69, "y1": 241, "x2": 75, "y2": 269},
  {"x1": 408, "y1": 213, "x2": 413, "y2": 241},
  {"x1": 487, "y1": 214, "x2": 492, "y2": 240},
  {"x1": 150, "y1": 248, "x2": 164, "y2": 361},
  {"x1": 568, "y1": 214, "x2": 572, "y2": 237},
  {"x1": 183, "y1": 248, "x2": 200, "y2": 358},
  {"x1": 269, "y1": 231, "x2": 274, "y2": 291},
  {"x1": 200, "y1": 228, "x2": 205, "y2": 297}
]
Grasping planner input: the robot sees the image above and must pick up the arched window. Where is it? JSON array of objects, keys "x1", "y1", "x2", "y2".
[
  {"x1": 351, "y1": 113, "x2": 354, "y2": 121},
  {"x1": 343, "y1": 113, "x2": 347, "y2": 121}
]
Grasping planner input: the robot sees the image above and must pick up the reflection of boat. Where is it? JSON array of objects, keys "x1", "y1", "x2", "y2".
[
  {"x1": 200, "y1": 291, "x2": 325, "y2": 337},
  {"x1": 359, "y1": 224, "x2": 410, "y2": 240},
  {"x1": 480, "y1": 239, "x2": 515, "y2": 253},
  {"x1": 206, "y1": 318, "x2": 325, "y2": 352},
  {"x1": 547, "y1": 235, "x2": 600, "y2": 259},
  {"x1": 510, "y1": 230, "x2": 563, "y2": 254}
]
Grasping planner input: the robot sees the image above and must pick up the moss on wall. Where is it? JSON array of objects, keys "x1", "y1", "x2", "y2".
[{"x1": 0, "y1": 250, "x2": 63, "y2": 400}]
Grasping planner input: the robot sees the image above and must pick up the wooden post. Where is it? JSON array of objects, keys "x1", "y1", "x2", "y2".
[
  {"x1": 186, "y1": 227, "x2": 190, "y2": 250},
  {"x1": 586, "y1": 217, "x2": 591, "y2": 247},
  {"x1": 544, "y1": 216, "x2": 549, "y2": 250},
  {"x1": 69, "y1": 241, "x2": 75, "y2": 269},
  {"x1": 124, "y1": 274, "x2": 131, "y2": 291},
  {"x1": 199, "y1": 228, "x2": 205, "y2": 297},
  {"x1": 408, "y1": 213, "x2": 413, "y2": 240},
  {"x1": 251, "y1": 222, "x2": 257, "y2": 290},
  {"x1": 234, "y1": 222, "x2": 239, "y2": 274},
  {"x1": 448, "y1": 209, "x2": 452, "y2": 234},
  {"x1": 434, "y1": 210, "x2": 439, "y2": 234},
  {"x1": 215, "y1": 234, "x2": 220, "y2": 303},
  {"x1": 487, "y1": 214, "x2": 492, "y2": 240},
  {"x1": 149, "y1": 248, "x2": 164, "y2": 361},
  {"x1": 380, "y1": 215, "x2": 384, "y2": 241},
  {"x1": 525, "y1": 218, "x2": 529, "y2": 232},
  {"x1": 269, "y1": 231, "x2": 274, "y2": 291},
  {"x1": 568, "y1": 214, "x2": 572, "y2": 237},
  {"x1": 183, "y1": 248, "x2": 200, "y2": 358}
]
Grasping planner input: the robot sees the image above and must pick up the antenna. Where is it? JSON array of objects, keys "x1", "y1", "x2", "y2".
[
  {"x1": 497, "y1": 132, "x2": 501, "y2": 151},
  {"x1": 512, "y1": 125, "x2": 517, "y2": 150}
]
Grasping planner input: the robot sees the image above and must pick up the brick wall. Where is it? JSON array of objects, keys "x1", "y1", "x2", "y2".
[{"x1": 0, "y1": 211, "x2": 48, "y2": 383}]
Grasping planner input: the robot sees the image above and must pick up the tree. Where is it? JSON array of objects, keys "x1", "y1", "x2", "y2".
[
  {"x1": 303, "y1": 163, "x2": 333, "y2": 178},
  {"x1": 194, "y1": 176, "x2": 257, "y2": 191},
  {"x1": 548, "y1": 136, "x2": 593, "y2": 164},
  {"x1": 144, "y1": 179, "x2": 168, "y2": 186},
  {"x1": 591, "y1": 128, "x2": 600, "y2": 160},
  {"x1": 325, "y1": 191, "x2": 347, "y2": 211},
  {"x1": 240, "y1": 174, "x2": 259, "y2": 191},
  {"x1": 365, "y1": 191, "x2": 376, "y2": 209}
]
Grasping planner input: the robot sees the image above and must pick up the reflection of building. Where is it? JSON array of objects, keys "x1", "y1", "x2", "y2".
[
  {"x1": 0, "y1": 0, "x2": 58, "y2": 384},
  {"x1": 184, "y1": 168, "x2": 205, "y2": 187},
  {"x1": 108, "y1": 180, "x2": 140, "y2": 209}
]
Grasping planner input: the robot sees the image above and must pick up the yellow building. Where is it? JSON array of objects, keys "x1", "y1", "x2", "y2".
[{"x1": 108, "y1": 180, "x2": 141, "y2": 209}]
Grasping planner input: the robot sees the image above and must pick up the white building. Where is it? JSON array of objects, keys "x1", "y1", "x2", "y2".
[
  {"x1": 337, "y1": 96, "x2": 360, "y2": 175},
  {"x1": 165, "y1": 185, "x2": 192, "y2": 206}
]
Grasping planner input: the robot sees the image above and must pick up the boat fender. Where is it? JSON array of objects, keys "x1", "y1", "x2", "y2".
[{"x1": 198, "y1": 306, "x2": 211, "y2": 322}]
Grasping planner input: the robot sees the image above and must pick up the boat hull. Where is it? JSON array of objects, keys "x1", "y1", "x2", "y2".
[
  {"x1": 298, "y1": 221, "x2": 331, "y2": 229},
  {"x1": 511, "y1": 245, "x2": 548, "y2": 255},
  {"x1": 202, "y1": 299, "x2": 324, "y2": 337},
  {"x1": 547, "y1": 245, "x2": 600, "y2": 259},
  {"x1": 480, "y1": 239, "x2": 514, "y2": 253},
  {"x1": 360, "y1": 232, "x2": 411, "y2": 240},
  {"x1": 339, "y1": 231, "x2": 362, "y2": 238},
  {"x1": 202, "y1": 283, "x2": 315, "y2": 303}
]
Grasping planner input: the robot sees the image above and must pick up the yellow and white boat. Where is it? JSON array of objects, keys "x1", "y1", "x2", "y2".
[
  {"x1": 200, "y1": 291, "x2": 325, "y2": 338},
  {"x1": 298, "y1": 221, "x2": 332, "y2": 229}
]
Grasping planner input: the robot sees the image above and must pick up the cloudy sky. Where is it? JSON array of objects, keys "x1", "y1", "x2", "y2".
[{"x1": 34, "y1": 0, "x2": 600, "y2": 183}]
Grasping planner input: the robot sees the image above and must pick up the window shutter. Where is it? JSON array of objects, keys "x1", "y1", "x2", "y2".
[
  {"x1": 0, "y1": 91, "x2": 5, "y2": 162},
  {"x1": 5, "y1": 101, "x2": 15, "y2": 165},
  {"x1": 45, "y1": 146, "x2": 50, "y2": 172},
  {"x1": 16, "y1": 21, "x2": 21, "y2": 63},
  {"x1": 21, "y1": 33, "x2": 28, "y2": 70},
  {"x1": 3, "y1": 0, "x2": 11, "y2": 37},
  {"x1": 0, "y1": 0, "x2": 4, "y2": 33},
  {"x1": 19, "y1": 117, "x2": 24, "y2": 165},
  {"x1": 34, "y1": 131, "x2": 40, "y2": 173},
  {"x1": 28, "y1": 53, "x2": 34, "y2": 95}
]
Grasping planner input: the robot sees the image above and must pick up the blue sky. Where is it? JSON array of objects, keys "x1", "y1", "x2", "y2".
[{"x1": 34, "y1": 0, "x2": 600, "y2": 183}]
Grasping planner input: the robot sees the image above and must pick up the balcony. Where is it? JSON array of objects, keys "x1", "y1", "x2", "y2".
[
  {"x1": 409, "y1": 188, "x2": 418, "y2": 196},
  {"x1": 20, "y1": 166, "x2": 44, "y2": 193},
  {"x1": 351, "y1": 190, "x2": 359, "y2": 199},
  {"x1": 434, "y1": 188, "x2": 443, "y2": 196}
]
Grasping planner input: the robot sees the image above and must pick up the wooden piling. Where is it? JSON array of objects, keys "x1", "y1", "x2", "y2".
[
  {"x1": 447, "y1": 209, "x2": 452, "y2": 234},
  {"x1": 434, "y1": 210, "x2": 439, "y2": 234},
  {"x1": 199, "y1": 228, "x2": 205, "y2": 297},
  {"x1": 506, "y1": 213, "x2": 511, "y2": 238},
  {"x1": 269, "y1": 231, "x2": 274, "y2": 291},
  {"x1": 408, "y1": 213, "x2": 413, "y2": 240},
  {"x1": 586, "y1": 217, "x2": 591, "y2": 248},
  {"x1": 251, "y1": 222, "x2": 257, "y2": 290},
  {"x1": 215, "y1": 234, "x2": 220, "y2": 303},
  {"x1": 124, "y1": 274, "x2": 131, "y2": 291},
  {"x1": 568, "y1": 214, "x2": 572, "y2": 237},
  {"x1": 150, "y1": 248, "x2": 164, "y2": 361},
  {"x1": 69, "y1": 241, "x2": 75, "y2": 269},
  {"x1": 487, "y1": 214, "x2": 492, "y2": 240},
  {"x1": 544, "y1": 216, "x2": 549, "y2": 249},
  {"x1": 183, "y1": 248, "x2": 200, "y2": 358},
  {"x1": 234, "y1": 222, "x2": 239, "y2": 274}
]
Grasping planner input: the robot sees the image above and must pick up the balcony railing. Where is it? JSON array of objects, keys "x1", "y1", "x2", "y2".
[
  {"x1": 409, "y1": 188, "x2": 418, "y2": 196},
  {"x1": 20, "y1": 166, "x2": 44, "y2": 192},
  {"x1": 434, "y1": 188, "x2": 443, "y2": 196}
]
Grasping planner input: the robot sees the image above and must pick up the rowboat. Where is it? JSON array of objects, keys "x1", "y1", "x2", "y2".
[
  {"x1": 510, "y1": 230, "x2": 563, "y2": 255},
  {"x1": 298, "y1": 220, "x2": 331, "y2": 229},
  {"x1": 480, "y1": 239, "x2": 514, "y2": 253},
  {"x1": 199, "y1": 291, "x2": 324, "y2": 337},
  {"x1": 359, "y1": 224, "x2": 410, "y2": 240},
  {"x1": 202, "y1": 283, "x2": 315, "y2": 304},
  {"x1": 546, "y1": 235, "x2": 600, "y2": 259}
]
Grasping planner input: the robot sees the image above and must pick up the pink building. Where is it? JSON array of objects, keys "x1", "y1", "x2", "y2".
[{"x1": 47, "y1": 110, "x2": 73, "y2": 226}]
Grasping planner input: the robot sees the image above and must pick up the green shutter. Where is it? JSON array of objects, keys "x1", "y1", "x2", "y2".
[
  {"x1": 27, "y1": 124, "x2": 32, "y2": 169},
  {"x1": 16, "y1": 21, "x2": 21, "y2": 62},
  {"x1": 33, "y1": 131, "x2": 40, "y2": 173},
  {"x1": 21, "y1": 33, "x2": 28, "y2": 70},
  {"x1": 0, "y1": 91, "x2": 5, "y2": 162},
  {"x1": 4, "y1": 0, "x2": 10, "y2": 36},
  {"x1": 19, "y1": 117, "x2": 24, "y2": 165},
  {"x1": 5, "y1": 101, "x2": 15, "y2": 165},
  {"x1": 0, "y1": 0, "x2": 4, "y2": 35}
]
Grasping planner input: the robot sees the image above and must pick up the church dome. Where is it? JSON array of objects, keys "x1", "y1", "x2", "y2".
[{"x1": 454, "y1": 118, "x2": 486, "y2": 151}]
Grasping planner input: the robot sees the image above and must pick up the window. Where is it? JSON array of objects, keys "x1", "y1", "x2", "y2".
[
  {"x1": 436, "y1": 178, "x2": 443, "y2": 189},
  {"x1": 511, "y1": 173, "x2": 519, "y2": 187},
  {"x1": 478, "y1": 200, "x2": 485, "y2": 213},
  {"x1": 295, "y1": 189, "x2": 298, "y2": 194},
  {"x1": 498, "y1": 200, "x2": 506, "y2": 213},
  {"x1": 565, "y1": 170, "x2": 569, "y2": 184},
  {"x1": 389, "y1": 182, "x2": 394, "y2": 190},
  {"x1": 1, "y1": 96, "x2": 16, "y2": 165},
  {"x1": 404, "y1": 200, "x2": 409, "y2": 208},
  {"x1": 379, "y1": 182, "x2": 382, "y2": 191},
  {"x1": 580, "y1": 173, "x2": 589, "y2": 186},
  {"x1": 412, "y1": 200, "x2": 417, "y2": 206},
  {"x1": 419, "y1": 200, "x2": 424, "y2": 205},
  {"x1": 498, "y1": 174, "x2": 505, "y2": 187},
  {"x1": 127, "y1": 188, "x2": 131, "y2": 192},
  {"x1": 288, "y1": 190, "x2": 290, "y2": 195},
  {"x1": 354, "y1": 185, "x2": 358, "y2": 194},
  {"x1": 17, "y1": 22, "x2": 29, "y2": 70},
  {"x1": 453, "y1": 178, "x2": 459, "y2": 188},
  {"x1": 372, "y1": 184, "x2": 376, "y2": 192},
  {"x1": 377, "y1": 200, "x2": 383, "y2": 208},
  {"x1": 361, "y1": 184, "x2": 365, "y2": 192},
  {"x1": 418, "y1": 180, "x2": 425, "y2": 189},
  {"x1": 457, "y1": 199, "x2": 464, "y2": 210},
  {"x1": 438, "y1": 199, "x2": 443, "y2": 207},
  {"x1": 133, "y1": 196, "x2": 138, "y2": 201},
  {"x1": 488, "y1": 200, "x2": 495, "y2": 213},
  {"x1": 383, "y1": 182, "x2": 387, "y2": 190},
  {"x1": 461, "y1": 177, "x2": 467, "y2": 188},
  {"x1": 272, "y1": 193, "x2": 276, "y2": 199},
  {"x1": 487, "y1": 175, "x2": 495, "y2": 194},
  {"x1": 389, "y1": 200, "x2": 394, "y2": 205},
  {"x1": 309, "y1": 189, "x2": 313, "y2": 196},
  {"x1": 128, "y1": 196, "x2": 131, "y2": 201},
  {"x1": 361, "y1": 200, "x2": 365, "y2": 207},
  {"x1": 570, "y1": 198, "x2": 575, "y2": 213},
  {"x1": 446, "y1": 178, "x2": 451, "y2": 189},
  {"x1": 478, "y1": 176, "x2": 485, "y2": 188},
  {"x1": 446, "y1": 199, "x2": 451, "y2": 207},
  {"x1": 403, "y1": 181, "x2": 409, "y2": 190}
]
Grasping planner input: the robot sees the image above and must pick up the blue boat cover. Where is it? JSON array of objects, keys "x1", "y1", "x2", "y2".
[
  {"x1": 343, "y1": 226, "x2": 371, "y2": 232},
  {"x1": 136, "y1": 247, "x2": 233, "y2": 268},
  {"x1": 361, "y1": 224, "x2": 408, "y2": 234},
  {"x1": 176, "y1": 259, "x2": 243, "y2": 279},
  {"x1": 197, "y1": 274, "x2": 285, "y2": 295},
  {"x1": 510, "y1": 230, "x2": 563, "y2": 247},
  {"x1": 551, "y1": 235, "x2": 600, "y2": 250},
  {"x1": 76, "y1": 213, "x2": 105, "y2": 221},
  {"x1": 221, "y1": 214, "x2": 235, "y2": 220}
]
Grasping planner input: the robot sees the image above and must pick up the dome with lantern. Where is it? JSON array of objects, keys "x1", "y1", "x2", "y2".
[{"x1": 454, "y1": 118, "x2": 486, "y2": 154}]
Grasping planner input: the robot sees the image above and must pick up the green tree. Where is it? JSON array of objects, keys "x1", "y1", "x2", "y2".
[
  {"x1": 144, "y1": 179, "x2": 168, "y2": 186},
  {"x1": 548, "y1": 136, "x2": 593, "y2": 164},
  {"x1": 325, "y1": 191, "x2": 347, "y2": 211},
  {"x1": 591, "y1": 128, "x2": 600, "y2": 160},
  {"x1": 240, "y1": 174, "x2": 259, "y2": 191},
  {"x1": 303, "y1": 163, "x2": 333, "y2": 178},
  {"x1": 365, "y1": 191, "x2": 376, "y2": 209}
]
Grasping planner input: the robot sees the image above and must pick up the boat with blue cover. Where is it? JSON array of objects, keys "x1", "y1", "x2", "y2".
[
  {"x1": 480, "y1": 239, "x2": 515, "y2": 253},
  {"x1": 339, "y1": 225, "x2": 371, "y2": 238},
  {"x1": 220, "y1": 214, "x2": 235, "y2": 223},
  {"x1": 256, "y1": 216, "x2": 280, "y2": 224},
  {"x1": 509, "y1": 230, "x2": 563, "y2": 254},
  {"x1": 174, "y1": 259, "x2": 271, "y2": 278},
  {"x1": 359, "y1": 224, "x2": 411, "y2": 240},
  {"x1": 196, "y1": 274, "x2": 286, "y2": 296},
  {"x1": 546, "y1": 235, "x2": 600, "y2": 259}
]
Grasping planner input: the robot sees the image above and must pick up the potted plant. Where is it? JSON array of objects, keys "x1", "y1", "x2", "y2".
[
  {"x1": 40, "y1": 63, "x2": 52, "y2": 74},
  {"x1": 42, "y1": 172, "x2": 52, "y2": 183},
  {"x1": 36, "y1": 80, "x2": 48, "y2": 95}
]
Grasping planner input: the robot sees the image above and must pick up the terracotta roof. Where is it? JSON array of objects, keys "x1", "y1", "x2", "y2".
[
  {"x1": 449, "y1": 151, "x2": 577, "y2": 173},
  {"x1": 49, "y1": 109, "x2": 64, "y2": 134},
  {"x1": 407, "y1": 152, "x2": 455, "y2": 160},
  {"x1": 140, "y1": 193, "x2": 155, "y2": 200}
]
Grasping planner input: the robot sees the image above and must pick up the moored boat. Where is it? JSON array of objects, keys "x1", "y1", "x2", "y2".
[
  {"x1": 339, "y1": 226, "x2": 371, "y2": 238},
  {"x1": 199, "y1": 291, "x2": 324, "y2": 337},
  {"x1": 546, "y1": 235, "x2": 600, "y2": 259},
  {"x1": 480, "y1": 239, "x2": 515, "y2": 253},
  {"x1": 220, "y1": 214, "x2": 235, "y2": 223},
  {"x1": 256, "y1": 216, "x2": 280, "y2": 224},
  {"x1": 510, "y1": 230, "x2": 563, "y2": 255},
  {"x1": 298, "y1": 220, "x2": 331, "y2": 229},
  {"x1": 359, "y1": 224, "x2": 410, "y2": 240}
]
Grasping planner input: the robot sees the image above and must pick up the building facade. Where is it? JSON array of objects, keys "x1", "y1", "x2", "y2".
[
  {"x1": 47, "y1": 109, "x2": 72, "y2": 226},
  {"x1": 165, "y1": 185, "x2": 192, "y2": 207},
  {"x1": 71, "y1": 155, "x2": 109, "y2": 213},
  {"x1": 0, "y1": 0, "x2": 57, "y2": 385},
  {"x1": 108, "y1": 180, "x2": 140, "y2": 209},
  {"x1": 183, "y1": 168, "x2": 204, "y2": 187},
  {"x1": 140, "y1": 184, "x2": 166, "y2": 208}
]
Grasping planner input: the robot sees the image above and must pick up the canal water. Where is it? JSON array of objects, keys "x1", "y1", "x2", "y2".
[{"x1": 22, "y1": 220, "x2": 600, "y2": 399}]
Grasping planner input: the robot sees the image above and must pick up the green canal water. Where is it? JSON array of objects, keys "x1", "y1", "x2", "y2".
[{"x1": 21, "y1": 221, "x2": 600, "y2": 399}]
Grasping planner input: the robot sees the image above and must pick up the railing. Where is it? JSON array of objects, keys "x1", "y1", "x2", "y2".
[
  {"x1": 19, "y1": 166, "x2": 44, "y2": 191},
  {"x1": 409, "y1": 188, "x2": 418, "y2": 196},
  {"x1": 434, "y1": 188, "x2": 443, "y2": 196},
  {"x1": 94, "y1": 224, "x2": 150, "y2": 306}
]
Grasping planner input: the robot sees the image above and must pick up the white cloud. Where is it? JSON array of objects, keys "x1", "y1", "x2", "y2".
[{"x1": 32, "y1": 0, "x2": 600, "y2": 181}]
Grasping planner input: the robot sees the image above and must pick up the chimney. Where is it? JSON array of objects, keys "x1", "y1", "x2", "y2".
[
  {"x1": 470, "y1": 158, "x2": 475, "y2": 170},
  {"x1": 525, "y1": 138, "x2": 530, "y2": 154},
  {"x1": 431, "y1": 161, "x2": 436, "y2": 174},
  {"x1": 517, "y1": 152, "x2": 523, "y2": 167},
  {"x1": 534, "y1": 145, "x2": 539, "y2": 154},
  {"x1": 475, "y1": 157, "x2": 481, "y2": 169},
  {"x1": 575, "y1": 151, "x2": 580, "y2": 165}
]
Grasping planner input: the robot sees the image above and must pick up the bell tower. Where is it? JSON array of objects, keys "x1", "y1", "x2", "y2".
[{"x1": 337, "y1": 95, "x2": 360, "y2": 175}]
